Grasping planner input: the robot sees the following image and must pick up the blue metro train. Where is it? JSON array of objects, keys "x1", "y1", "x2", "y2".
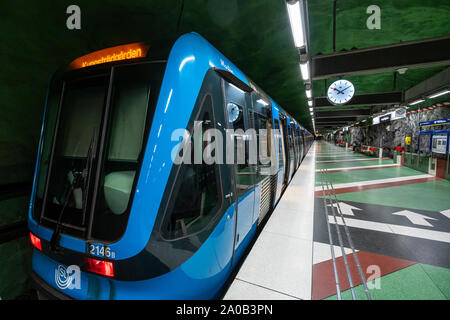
[{"x1": 28, "y1": 33, "x2": 313, "y2": 299}]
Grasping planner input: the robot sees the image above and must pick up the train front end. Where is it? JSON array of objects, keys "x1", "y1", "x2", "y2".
[{"x1": 28, "y1": 34, "x2": 242, "y2": 299}]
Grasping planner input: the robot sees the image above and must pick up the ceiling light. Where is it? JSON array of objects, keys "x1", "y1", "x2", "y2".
[
  {"x1": 309, "y1": 107, "x2": 313, "y2": 111},
  {"x1": 427, "y1": 89, "x2": 450, "y2": 99},
  {"x1": 286, "y1": 0, "x2": 305, "y2": 48},
  {"x1": 408, "y1": 99, "x2": 424, "y2": 106},
  {"x1": 299, "y1": 61, "x2": 310, "y2": 81},
  {"x1": 306, "y1": 89, "x2": 312, "y2": 99},
  {"x1": 308, "y1": 100, "x2": 313, "y2": 107}
]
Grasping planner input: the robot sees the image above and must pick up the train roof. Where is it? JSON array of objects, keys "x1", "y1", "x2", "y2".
[{"x1": 62, "y1": 32, "x2": 312, "y2": 135}]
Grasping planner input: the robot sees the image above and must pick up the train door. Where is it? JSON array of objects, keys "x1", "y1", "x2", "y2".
[
  {"x1": 280, "y1": 115, "x2": 290, "y2": 191},
  {"x1": 155, "y1": 69, "x2": 237, "y2": 271},
  {"x1": 223, "y1": 80, "x2": 256, "y2": 259},
  {"x1": 250, "y1": 94, "x2": 276, "y2": 224},
  {"x1": 291, "y1": 122, "x2": 298, "y2": 172},
  {"x1": 297, "y1": 126, "x2": 304, "y2": 163},
  {"x1": 301, "y1": 128, "x2": 306, "y2": 157},
  {"x1": 288, "y1": 123, "x2": 295, "y2": 180},
  {"x1": 273, "y1": 118, "x2": 284, "y2": 204},
  {"x1": 294, "y1": 124, "x2": 300, "y2": 168}
]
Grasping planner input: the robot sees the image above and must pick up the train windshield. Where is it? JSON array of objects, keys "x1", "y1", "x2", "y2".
[{"x1": 33, "y1": 62, "x2": 164, "y2": 242}]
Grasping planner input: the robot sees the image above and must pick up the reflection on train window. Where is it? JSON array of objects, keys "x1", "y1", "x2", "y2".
[
  {"x1": 274, "y1": 119, "x2": 284, "y2": 168},
  {"x1": 161, "y1": 94, "x2": 222, "y2": 240},
  {"x1": 33, "y1": 80, "x2": 62, "y2": 221},
  {"x1": 229, "y1": 103, "x2": 256, "y2": 197},
  {"x1": 288, "y1": 124, "x2": 294, "y2": 161},
  {"x1": 42, "y1": 76, "x2": 108, "y2": 231},
  {"x1": 92, "y1": 64, "x2": 153, "y2": 240},
  {"x1": 253, "y1": 111, "x2": 271, "y2": 167},
  {"x1": 289, "y1": 123, "x2": 295, "y2": 163}
]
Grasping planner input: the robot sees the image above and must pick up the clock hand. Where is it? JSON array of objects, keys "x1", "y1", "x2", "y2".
[
  {"x1": 341, "y1": 86, "x2": 352, "y2": 92},
  {"x1": 333, "y1": 88, "x2": 344, "y2": 94}
]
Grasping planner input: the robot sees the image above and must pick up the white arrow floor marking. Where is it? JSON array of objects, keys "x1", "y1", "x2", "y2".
[
  {"x1": 328, "y1": 216, "x2": 450, "y2": 244},
  {"x1": 328, "y1": 202, "x2": 361, "y2": 216},
  {"x1": 392, "y1": 210, "x2": 437, "y2": 227},
  {"x1": 441, "y1": 209, "x2": 450, "y2": 219}
]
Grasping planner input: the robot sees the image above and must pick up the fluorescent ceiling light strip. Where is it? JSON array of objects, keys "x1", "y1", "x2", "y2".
[
  {"x1": 409, "y1": 99, "x2": 425, "y2": 106},
  {"x1": 306, "y1": 89, "x2": 312, "y2": 99},
  {"x1": 287, "y1": 1, "x2": 305, "y2": 48},
  {"x1": 428, "y1": 90, "x2": 450, "y2": 99},
  {"x1": 299, "y1": 61, "x2": 310, "y2": 81}
]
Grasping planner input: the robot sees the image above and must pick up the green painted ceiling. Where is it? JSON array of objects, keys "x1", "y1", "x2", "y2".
[
  {"x1": 309, "y1": 0, "x2": 450, "y2": 56},
  {"x1": 1, "y1": 0, "x2": 450, "y2": 171}
]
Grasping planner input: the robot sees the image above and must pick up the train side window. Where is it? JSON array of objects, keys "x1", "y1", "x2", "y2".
[
  {"x1": 274, "y1": 119, "x2": 284, "y2": 168},
  {"x1": 296, "y1": 127, "x2": 302, "y2": 159},
  {"x1": 291, "y1": 123, "x2": 297, "y2": 159},
  {"x1": 251, "y1": 100, "x2": 272, "y2": 169},
  {"x1": 161, "y1": 94, "x2": 223, "y2": 240},
  {"x1": 229, "y1": 103, "x2": 256, "y2": 197},
  {"x1": 289, "y1": 124, "x2": 294, "y2": 157}
]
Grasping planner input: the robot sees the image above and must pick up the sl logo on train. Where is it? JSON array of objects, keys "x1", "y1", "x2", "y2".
[{"x1": 55, "y1": 265, "x2": 81, "y2": 290}]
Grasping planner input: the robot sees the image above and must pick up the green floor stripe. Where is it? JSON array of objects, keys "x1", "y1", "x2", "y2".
[
  {"x1": 314, "y1": 166, "x2": 424, "y2": 186},
  {"x1": 420, "y1": 263, "x2": 450, "y2": 299},
  {"x1": 331, "y1": 180, "x2": 450, "y2": 212},
  {"x1": 316, "y1": 159, "x2": 394, "y2": 170},
  {"x1": 324, "y1": 264, "x2": 447, "y2": 300}
]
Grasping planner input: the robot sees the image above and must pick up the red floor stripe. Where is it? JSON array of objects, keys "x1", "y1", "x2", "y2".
[
  {"x1": 315, "y1": 176, "x2": 440, "y2": 197},
  {"x1": 312, "y1": 250, "x2": 416, "y2": 300}
]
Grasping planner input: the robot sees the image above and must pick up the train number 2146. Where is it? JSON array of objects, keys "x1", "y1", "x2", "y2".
[{"x1": 88, "y1": 244, "x2": 116, "y2": 259}]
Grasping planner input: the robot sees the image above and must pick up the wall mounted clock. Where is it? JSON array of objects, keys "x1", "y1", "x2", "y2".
[{"x1": 327, "y1": 79, "x2": 355, "y2": 105}]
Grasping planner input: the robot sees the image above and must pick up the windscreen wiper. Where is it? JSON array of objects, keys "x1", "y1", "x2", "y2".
[
  {"x1": 49, "y1": 170, "x2": 83, "y2": 251},
  {"x1": 50, "y1": 130, "x2": 96, "y2": 252},
  {"x1": 81, "y1": 129, "x2": 96, "y2": 226}
]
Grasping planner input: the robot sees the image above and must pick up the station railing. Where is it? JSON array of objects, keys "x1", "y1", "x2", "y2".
[{"x1": 392, "y1": 149, "x2": 433, "y2": 174}]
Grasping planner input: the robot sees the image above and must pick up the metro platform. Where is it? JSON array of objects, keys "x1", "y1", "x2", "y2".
[{"x1": 225, "y1": 141, "x2": 450, "y2": 300}]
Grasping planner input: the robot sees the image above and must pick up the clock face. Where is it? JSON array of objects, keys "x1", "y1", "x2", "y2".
[
  {"x1": 327, "y1": 80, "x2": 355, "y2": 105},
  {"x1": 227, "y1": 103, "x2": 241, "y2": 123}
]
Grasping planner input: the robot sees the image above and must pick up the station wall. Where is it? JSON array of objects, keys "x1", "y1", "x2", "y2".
[{"x1": 350, "y1": 105, "x2": 450, "y2": 157}]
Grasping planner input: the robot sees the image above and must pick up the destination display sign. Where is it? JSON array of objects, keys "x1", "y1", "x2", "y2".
[{"x1": 68, "y1": 43, "x2": 149, "y2": 70}]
